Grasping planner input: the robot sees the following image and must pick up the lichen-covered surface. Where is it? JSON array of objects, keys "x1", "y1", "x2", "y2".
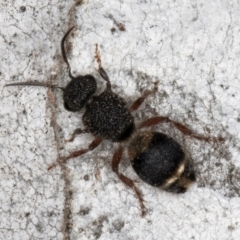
[{"x1": 1, "y1": 1, "x2": 240, "y2": 239}]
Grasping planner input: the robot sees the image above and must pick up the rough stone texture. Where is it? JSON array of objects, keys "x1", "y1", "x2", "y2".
[{"x1": 1, "y1": 0, "x2": 240, "y2": 239}]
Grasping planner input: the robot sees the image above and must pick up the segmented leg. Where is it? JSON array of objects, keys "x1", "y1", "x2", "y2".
[
  {"x1": 140, "y1": 116, "x2": 224, "y2": 142},
  {"x1": 112, "y1": 145, "x2": 146, "y2": 217},
  {"x1": 95, "y1": 44, "x2": 111, "y2": 90},
  {"x1": 129, "y1": 82, "x2": 158, "y2": 112},
  {"x1": 65, "y1": 128, "x2": 90, "y2": 142},
  {"x1": 48, "y1": 137, "x2": 102, "y2": 170}
]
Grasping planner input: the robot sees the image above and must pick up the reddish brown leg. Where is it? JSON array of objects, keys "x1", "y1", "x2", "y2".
[
  {"x1": 95, "y1": 44, "x2": 111, "y2": 91},
  {"x1": 112, "y1": 145, "x2": 146, "y2": 217},
  {"x1": 129, "y1": 82, "x2": 158, "y2": 112},
  {"x1": 140, "y1": 116, "x2": 224, "y2": 142},
  {"x1": 65, "y1": 128, "x2": 90, "y2": 142},
  {"x1": 48, "y1": 137, "x2": 102, "y2": 170}
]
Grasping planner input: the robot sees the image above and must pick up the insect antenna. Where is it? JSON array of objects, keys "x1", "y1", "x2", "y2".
[
  {"x1": 5, "y1": 81, "x2": 64, "y2": 91},
  {"x1": 61, "y1": 26, "x2": 75, "y2": 80}
]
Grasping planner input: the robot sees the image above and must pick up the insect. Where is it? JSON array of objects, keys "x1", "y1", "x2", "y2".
[{"x1": 6, "y1": 27, "x2": 223, "y2": 216}]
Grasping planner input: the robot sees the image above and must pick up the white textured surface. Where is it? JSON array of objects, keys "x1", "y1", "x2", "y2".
[{"x1": 1, "y1": 1, "x2": 240, "y2": 239}]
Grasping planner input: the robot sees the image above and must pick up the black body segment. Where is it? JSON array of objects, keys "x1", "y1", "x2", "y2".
[
  {"x1": 83, "y1": 91, "x2": 135, "y2": 142},
  {"x1": 63, "y1": 75, "x2": 96, "y2": 111},
  {"x1": 130, "y1": 132, "x2": 185, "y2": 187}
]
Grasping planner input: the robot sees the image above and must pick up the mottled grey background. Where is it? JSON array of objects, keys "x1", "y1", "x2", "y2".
[{"x1": 1, "y1": 1, "x2": 240, "y2": 239}]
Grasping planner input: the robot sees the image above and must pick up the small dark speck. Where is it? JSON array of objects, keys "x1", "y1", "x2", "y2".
[
  {"x1": 48, "y1": 211, "x2": 55, "y2": 217},
  {"x1": 84, "y1": 174, "x2": 89, "y2": 181},
  {"x1": 68, "y1": 190, "x2": 73, "y2": 197},
  {"x1": 36, "y1": 223, "x2": 44, "y2": 233},
  {"x1": 111, "y1": 27, "x2": 116, "y2": 33},
  {"x1": 79, "y1": 207, "x2": 90, "y2": 216},
  {"x1": 215, "y1": 162, "x2": 222, "y2": 167},
  {"x1": 112, "y1": 219, "x2": 124, "y2": 231},
  {"x1": 25, "y1": 212, "x2": 30, "y2": 217},
  {"x1": 93, "y1": 216, "x2": 108, "y2": 226},
  {"x1": 20, "y1": 6, "x2": 26, "y2": 12},
  {"x1": 118, "y1": 23, "x2": 125, "y2": 31},
  {"x1": 228, "y1": 225, "x2": 235, "y2": 231},
  {"x1": 22, "y1": 109, "x2": 27, "y2": 115},
  {"x1": 94, "y1": 231, "x2": 102, "y2": 239},
  {"x1": 76, "y1": 0, "x2": 83, "y2": 6}
]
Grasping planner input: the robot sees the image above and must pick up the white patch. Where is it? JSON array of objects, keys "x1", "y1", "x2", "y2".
[{"x1": 163, "y1": 162, "x2": 185, "y2": 187}]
